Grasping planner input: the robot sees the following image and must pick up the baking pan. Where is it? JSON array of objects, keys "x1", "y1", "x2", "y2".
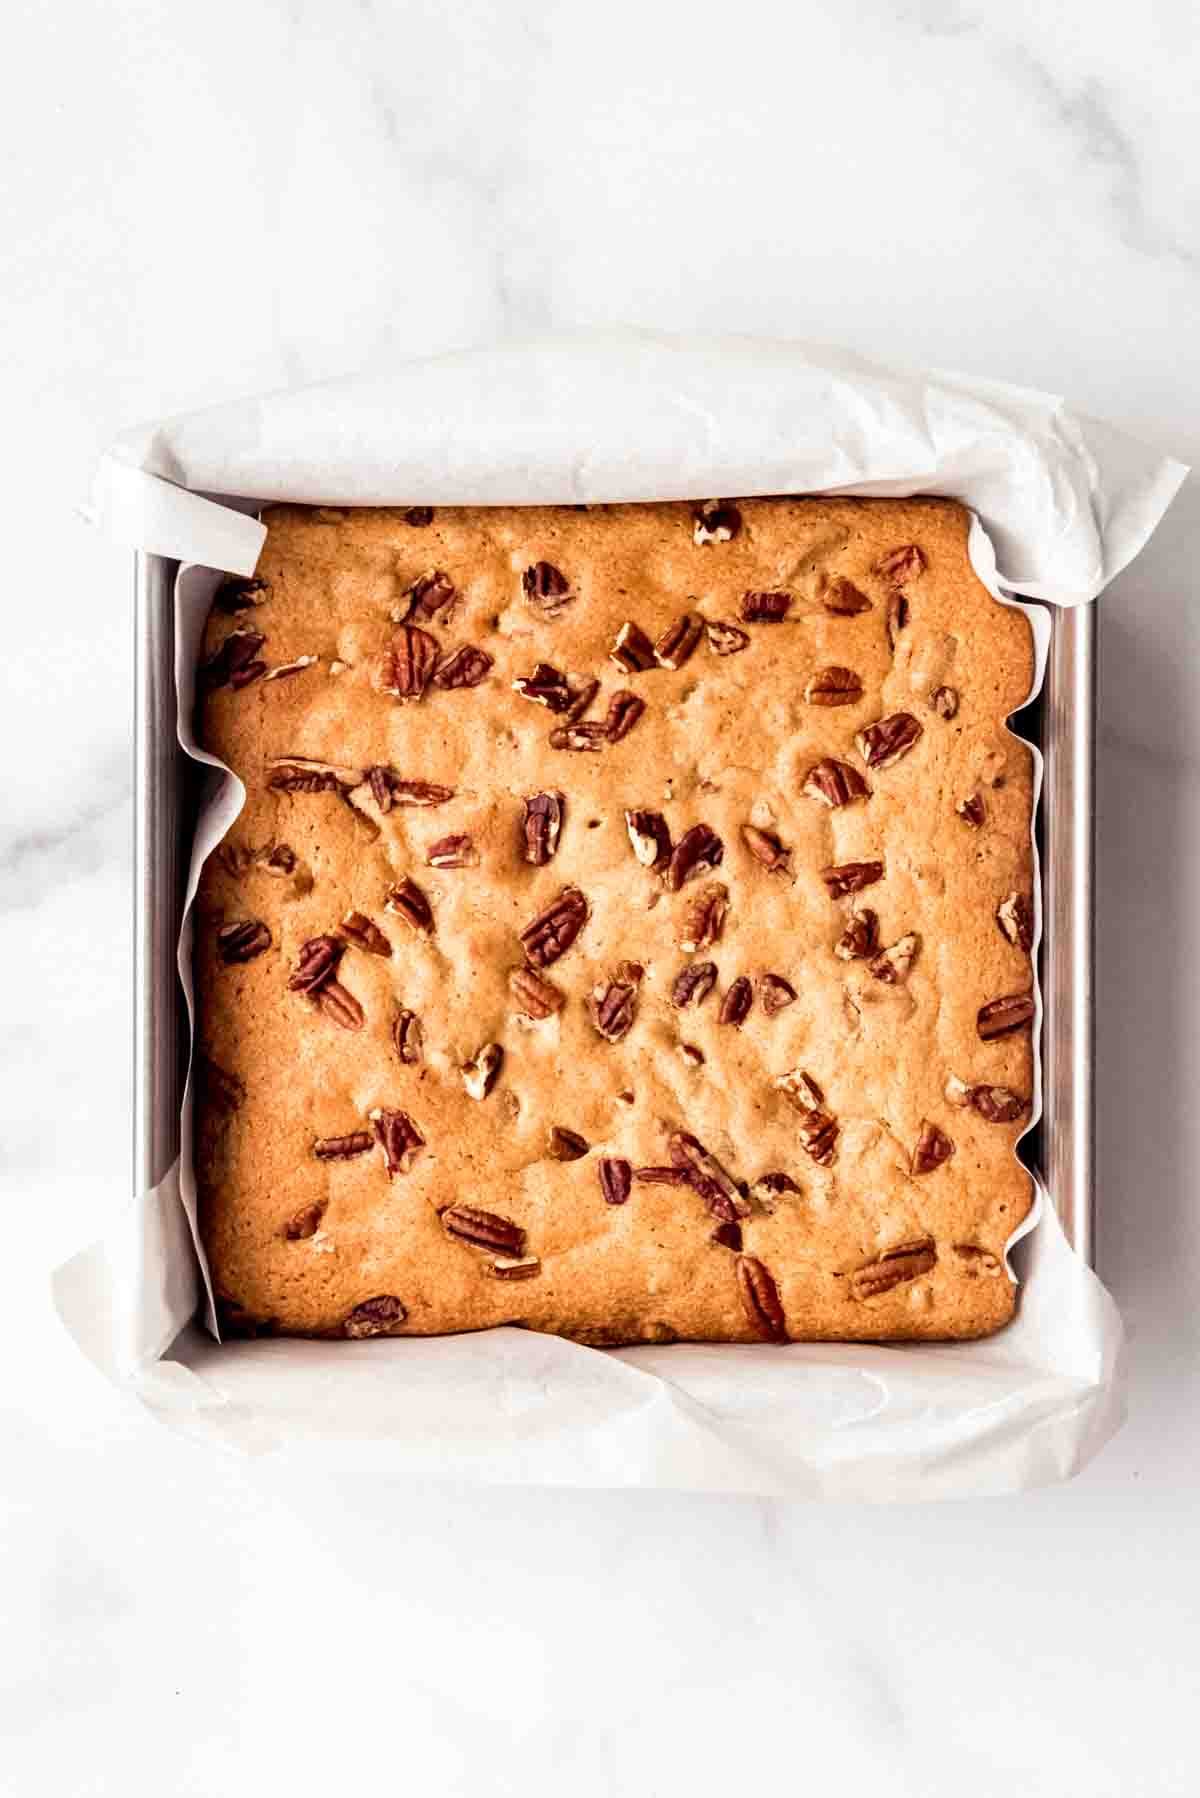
[{"x1": 132, "y1": 551, "x2": 1096, "y2": 1269}]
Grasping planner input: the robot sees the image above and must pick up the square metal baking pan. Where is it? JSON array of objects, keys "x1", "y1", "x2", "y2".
[{"x1": 133, "y1": 551, "x2": 1095, "y2": 1275}]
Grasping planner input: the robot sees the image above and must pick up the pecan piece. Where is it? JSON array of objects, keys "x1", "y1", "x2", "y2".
[
  {"x1": 802, "y1": 758, "x2": 870, "y2": 808},
  {"x1": 198, "y1": 628, "x2": 267, "y2": 693},
  {"x1": 633, "y1": 1166, "x2": 691, "y2": 1186},
  {"x1": 805, "y1": 665, "x2": 864, "y2": 706},
  {"x1": 336, "y1": 911, "x2": 392, "y2": 956},
  {"x1": 381, "y1": 623, "x2": 440, "y2": 700},
  {"x1": 589, "y1": 966, "x2": 642, "y2": 1042},
  {"x1": 508, "y1": 965, "x2": 565, "y2": 1019},
  {"x1": 229, "y1": 659, "x2": 266, "y2": 689},
  {"x1": 977, "y1": 992, "x2": 1035, "y2": 1040},
  {"x1": 774, "y1": 1069, "x2": 839, "y2": 1165},
  {"x1": 393, "y1": 1008, "x2": 424, "y2": 1064},
  {"x1": 850, "y1": 1238, "x2": 936, "y2": 1301},
  {"x1": 427, "y1": 832, "x2": 478, "y2": 868},
  {"x1": 704, "y1": 618, "x2": 751, "y2": 657},
  {"x1": 817, "y1": 574, "x2": 871, "y2": 616},
  {"x1": 693, "y1": 499, "x2": 742, "y2": 544},
  {"x1": 316, "y1": 980, "x2": 365, "y2": 1031},
  {"x1": 737, "y1": 1256, "x2": 788, "y2": 1342},
  {"x1": 432, "y1": 645, "x2": 493, "y2": 689},
  {"x1": 822, "y1": 861, "x2": 883, "y2": 898},
  {"x1": 869, "y1": 933, "x2": 919, "y2": 983},
  {"x1": 520, "y1": 886, "x2": 588, "y2": 968},
  {"x1": 548, "y1": 1126, "x2": 589, "y2": 1161},
  {"x1": 719, "y1": 976, "x2": 754, "y2": 1027},
  {"x1": 654, "y1": 613, "x2": 703, "y2": 669},
  {"x1": 599, "y1": 1158, "x2": 633, "y2": 1206},
  {"x1": 750, "y1": 1171, "x2": 801, "y2": 1210},
  {"x1": 365, "y1": 767, "x2": 455, "y2": 811},
  {"x1": 970, "y1": 1085, "x2": 1029, "y2": 1123},
  {"x1": 513, "y1": 661, "x2": 573, "y2": 712},
  {"x1": 314, "y1": 1131, "x2": 374, "y2": 1161},
  {"x1": 834, "y1": 908, "x2": 878, "y2": 961},
  {"x1": 711, "y1": 1221, "x2": 743, "y2": 1251},
  {"x1": 609, "y1": 622, "x2": 656, "y2": 674},
  {"x1": 403, "y1": 505, "x2": 433, "y2": 526},
  {"x1": 625, "y1": 808, "x2": 672, "y2": 869},
  {"x1": 741, "y1": 824, "x2": 792, "y2": 875},
  {"x1": 667, "y1": 823, "x2": 724, "y2": 892},
  {"x1": 564, "y1": 676, "x2": 600, "y2": 722},
  {"x1": 217, "y1": 920, "x2": 271, "y2": 964},
  {"x1": 758, "y1": 973, "x2": 797, "y2": 1015},
  {"x1": 953, "y1": 1244, "x2": 1002, "y2": 1277},
  {"x1": 679, "y1": 881, "x2": 728, "y2": 952},
  {"x1": 492, "y1": 1256, "x2": 542, "y2": 1281},
  {"x1": 957, "y1": 791, "x2": 986, "y2": 828},
  {"x1": 671, "y1": 961, "x2": 718, "y2": 1009},
  {"x1": 931, "y1": 685, "x2": 959, "y2": 720},
  {"x1": 287, "y1": 934, "x2": 343, "y2": 992},
  {"x1": 678, "y1": 1043, "x2": 705, "y2": 1068},
  {"x1": 384, "y1": 877, "x2": 434, "y2": 934},
  {"x1": 262, "y1": 655, "x2": 318, "y2": 682},
  {"x1": 549, "y1": 720, "x2": 608, "y2": 753},
  {"x1": 214, "y1": 575, "x2": 267, "y2": 613},
  {"x1": 462, "y1": 1043, "x2": 504, "y2": 1100},
  {"x1": 522, "y1": 561, "x2": 573, "y2": 617},
  {"x1": 523, "y1": 790, "x2": 565, "y2": 865},
  {"x1": 741, "y1": 589, "x2": 791, "y2": 624},
  {"x1": 668, "y1": 1130, "x2": 749, "y2": 1220},
  {"x1": 886, "y1": 592, "x2": 909, "y2": 652},
  {"x1": 606, "y1": 691, "x2": 645, "y2": 742},
  {"x1": 343, "y1": 1296, "x2": 407, "y2": 1338},
  {"x1": 912, "y1": 1120, "x2": 954, "y2": 1175},
  {"x1": 285, "y1": 1200, "x2": 327, "y2": 1241},
  {"x1": 267, "y1": 755, "x2": 361, "y2": 794},
  {"x1": 406, "y1": 569, "x2": 456, "y2": 623},
  {"x1": 370, "y1": 1108, "x2": 425, "y2": 1176},
  {"x1": 874, "y1": 544, "x2": 927, "y2": 587},
  {"x1": 856, "y1": 713, "x2": 923, "y2": 770},
  {"x1": 997, "y1": 892, "x2": 1035, "y2": 952}
]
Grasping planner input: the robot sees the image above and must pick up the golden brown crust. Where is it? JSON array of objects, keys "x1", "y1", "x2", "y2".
[{"x1": 195, "y1": 497, "x2": 1035, "y2": 1345}]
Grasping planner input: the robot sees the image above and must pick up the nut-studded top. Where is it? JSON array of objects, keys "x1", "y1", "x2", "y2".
[{"x1": 195, "y1": 497, "x2": 1034, "y2": 1345}]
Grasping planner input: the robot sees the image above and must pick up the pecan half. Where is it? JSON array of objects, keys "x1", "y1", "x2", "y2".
[
  {"x1": 549, "y1": 720, "x2": 608, "y2": 753},
  {"x1": 704, "y1": 618, "x2": 751, "y2": 656},
  {"x1": 548, "y1": 1126, "x2": 589, "y2": 1161},
  {"x1": 774, "y1": 1068, "x2": 839, "y2": 1164},
  {"x1": 869, "y1": 933, "x2": 919, "y2": 983},
  {"x1": 214, "y1": 575, "x2": 267, "y2": 613},
  {"x1": 336, "y1": 911, "x2": 392, "y2": 956},
  {"x1": 850, "y1": 1238, "x2": 936, "y2": 1300},
  {"x1": 508, "y1": 965, "x2": 565, "y2": 1019},
  {"x1": 668, "y1": 1130, "x2": 749, "y2": 1220},
  {"x1": 667, "y1": 823, "x2": 724, "y2": 892},
  {"x1": 737, "y1": 1256, "x2": 788, "y2": 1341},
  {"x1": 693, "y1": 499, "x2": 742, "y2": 544},
  {"x1": 802, "y1": 758, "x2": 870, "y2": 808},
  {"x1": 625, "y1": 808, "x2": 672, "y2": 869},
  {"x1": 680, "y1": 881, "x2": 728, "y2": 952},
  {"x1": 609, "y1": 622, "x2": 656, "y2": 674},
  {"x1": 316, "y1": 980, "x2": 365, "y2": 1031},
  {"x1": 997, "y1": 892, "x2": 1035, "y2": 952},
  {"x1": 288, "y1": 934, "x2": 343, "y2": 992},
  {"x1": 513, "y1": 662, "x2": 573, "y2": 712},
  {"x1": 365, "y1": 767, "x2": 455, "y2": 812},
  {"x1": 520, "y1": 886, "x2": 588, "y2": 968},
  {"x1": 198, "y1": 628, "x2": 267, "y2": 693},
  {"x1": 217, "y1": 920, "x2": 271, "y2": 964},
  {"x1": 267, "y1": 755, "x2": 361, "y2": 794},
  {"x1": 672, "y1": 961, "x2": 718, "y2": 1008},
  {"x1": 384, "y1": 877, "x2": 434, "y2": 934},
  {"x1": 912, "y1": 1120, "x2": 954, "y2": 1175},
  {"x1": 524, "y1": 791, "x2": 565, "y2": 865},
  {"x1": 805, "y1": 665, "x2": 864, "y2": 706},
  {"x1": 953, "y1": 1244, "x2": 1002, "y2": 1277},
  {"x1": 719, "y1": 976, "x2": 754, "y2": 1026},
  {"x1": 406, "y1": 569, "x2": 456, "y2": 623},
  {"x1": 432, "y1": 645, "x2": 493, "y2": 689},
  {"x1": 741, "y1": 590, "x2": 791, "y2": 624},
  {"x1": 522, "y1": 561, "x2": 573, "y2": 617},
  {"x1": 393, "y1": 1008, "x2": 424, "y2": 1064},
  {"x1": 314, "y1": 1131, "x2": 374, "y2": 1160},
  {"x1": 931, "y1": 685, "x2": 959, "y2": 720},
  {"x1": 492, "y1": 1256, "x2": 542, "y2": 1281},
  {"x1": 381, "y1": 623, "x2": 440, "y2": 700},
  {"x1": 589, "y1": 967, "x2": 642, "y2": 1042},
  {"x1": 427, "y1": 833, "x2": 478, "y2": 868},
  {"x1": 711, "y1": 1221, "x2": 743, "y2": 1251},
  {"x1": 977, "y1": 992, "x2": 1035, "y2": 1040},
  {"x1": 606, "y1": 691, "x2": 645, "y2": 742},
  {"x1": 957, "y1": 791, "x2": 986, "y2": 828},
  {"x1": 741, "y1": 824, "x2": 792, "y2": 875},
  {"x1": 822, "y1": 861, "x2": 883, "y2": 898},
  {"x1": 834, "y1": 907, "x2": 878, "y2": 960},
  {"x1": 818, "y1": 575, "x2": 871, "y2": 616},
  {"x1": 758, "y1": 973, "x2": 797, "y2": 1015},
  {"x1": 654, "y1": 613, "x2": 703, "y2": 669},
  {"x1": 599, "y1": 1158, "x2": 633, "y2": 1206},
  {"x1": 874, "y1": 544, "x2": 926, "y2": 587},
  {"x1": 970, "y1": 1085, "x2": 1029, "y2": 1123},
  {"x1": 285, "y1": 1200, "x2": 328, "y2": 1240},
  {"x1": 403, "y1": 505, "x2": 433, "y2": 526},
  {"x1": 370, "y1": 1108, "x2": 425, "y2": 1176},
  {"x1": 462, "y1": 1043, "x2": 503, "y2": 1100},
  {"x1": 343, "y1": 1296, "x2": 407, "y2": 1338},
  {"x1": 856, "y1": 713, "x2": 923, "y2": 770}
]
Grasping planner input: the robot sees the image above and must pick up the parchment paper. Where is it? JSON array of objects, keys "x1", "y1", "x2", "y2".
[{"x1": 60, "y1": 331, "x2": 1185, "y2": 1498}]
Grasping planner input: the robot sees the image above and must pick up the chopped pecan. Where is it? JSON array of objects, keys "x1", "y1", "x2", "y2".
[
  {"x1": 262, "y1": 655, "x2": 319, "y2": 682},
  {"x1": 741, "y1": 824, "x2": 792, "y2": 875},
  {"x1": 381, "y1": 623, "x2": 440, "y2": 700},
  {"x1": 432, "y1": 645, "x2": 493, "y2": 689},
  {"x1": 288, "y1": 935, "x2": 343, "y2": 992},
  {"x1": 343, "y1": 1296, "x2": 407, "y2": 1338},
  {"x1": 869, "y1": 933, "x2": 919, "y2": 983},
  {"x1": 818, "y1": 574, "x2": 871, "y2": 615},
  {"x1": 599, "y1": 1158, "x2": 633, "y2": 1206},
  {"x1": 931, "y1": 685, "x2": 959, "y2": 720},
  {"x1": 997, "y1": 892, "x2": 1035, "y2": 952},
  {"x1": 668, "y1": 1130, "x2": 749, "y2": 1220},
  {"x1": 874, "y1": 544, "x2": 926, "y2": 587},
  {"x1": 403, "y1": 505, "x2": 433, "y2": 526},
  {"x1": 774, "y1": 1069, "x2": 839, "y2": 1165},
  {"x1": 513, "y1": 661, "x2": 573, "y2": 712},
  {"x1": 886, "y1": 592, "x2": 909, "y2": 653},
  {"x1": 427, "y1": 832, "x2": 478, "y2": 868},
  {"x1": 214, "y1": 575, "x2": 267, "y2": 613},
  {"x1": 944, "y1": 1073, "x2": 972, "y2": 1108},
  {"x1": 365, "y1": 767, "x2": 454, "y2": 812},
  {"x1": 834, "y1": 907, "x2": 878, "y2": 960},
  {"x1": 384, "y1": 877, "x2": 434, "y2": 934},
  {"x1": 679, "y1": 881, "x2": 728, "y2": 952},
  {"x1": 548, "y1": 1126, "x2": 589, "y2": 1161},
  {"x1": 196, "y1": 1054, "x2": 244, "y2": 1114},
  {"x1": 370, "y1": 1108, "x2": 425, "y2": 1176},
  {"x1": 977, "y1": 993, "x2": 1035, "y2": 1040},
  {"x1": 564, "y1": 676, "x2": 601, "y2": 722},
  {"x1": 710, "y1": 1221, "x2": 742, "y2": 1251},
  {"x1": 633, "y1": 1166, "x2": 691, "y2": 1186},
  {"x1": 719, "y1": 976, "x2": 754, "y2": 1026},
  {"x1": 678, "y1": 1043, "x2": 705, "y2": 1068},
  {"x1": 741, "y1": 590, "x2": 791, "y2": 623},
  {"x1": 609, "y1": 622, "x2": 656, "y2": 674},
  {"x1": 589, "y1": 968, "x2": 642, "y2": 1042},
  {"x1": 285, "y1": 1199, "x2": 327, "y2": 1240},
  {"x1": 672, "y1": 961, "x2": 718, "y2": 1008},
  {"x1": 522, "y1": 561, "x2": 573, "y2": 617},
  {"x1": 957, "y1": 791, "x2": 986, "y2": 828},
  {"x1": 654, "y1": 613, "x2": 703, "y2": 669},
  {"x1": 462, "y1": 1043, "x2": 503, "y2": 1100},
  {"x1": 198, "y1": 628, "x2": 267, "y2": 693},
  {"x1": 953, "y1": 1244, "x2": 1002, "y2": 1277},
  {"x1": 750, "y1": 1171, "x2": 801, "y2": 1210},
  {"x1": 508, "y1": 965, "x2": 565, "y2": 1019},
  {"x1": 758, "y1": 973, "x2": 797, "y2": 1015},
  {"x1": 625, "y1": 808, "x2": 672, "y2": 869},
  {"x1": 314, "y1": 1131, "x2": 374, "y2": 1161},
  {"x1": 912, "y1": 1120, "x2": 954, "y2": 1175},
  {"x1": 336, "y1": 911, "x2": 392, "y2": 956},
  {"x1": 520, "y1": 886, "x2": 588, "y2": 968},
  {"x1": 704, "y1": 618, "x2": 751, "y2": 656},
  {"x1": 549, "y1": 720, "x2": 608, "y2": 753},
  {"x1": 693, "y1": 499, "x2": 742, "y2": 544},
  {"x1": 667, "y1": 823, "x2": 724, "y2": 892},
  {"x1": 802, "y1": 758, "x2": 870, "y2": 808},
  {"x1": 822, "y1": 861, "x2": 883, "y2": 898},
  {"x1": 606, "y1": 691, "x2": 645, "y2": 741},
  {"x1": 856, "y1": 713, "x2": 923, "y2": 770},
  {"x1": 970, "y1": 1085, "x2": 1029, "y2": 1123},
  {"x1": 804, "y1": 664, "x2": 864, "y2": 706},
  {"x1": 850, "y1": 1238, "x2": 936, "y2": 1300},
  {"x1": 523, "y1": 790, "x2": 565, "y2": 865},
  {"x1": 259, "y1": 844, "x2": 297, "y2": 877},
  {"x1": 737, "y1": 1256, "x2": 788, "y2": 1342},
  {"x1": 406, "y1": 569, "x2": 456, "y2": 623},
  {"x1": 267, "y1": 755, "x2": 361, "y2": 794},
  {"x1": 230, "y1": 659, "x2": 267, "y2": 689},
  {"x1": 492, "y1": 1256, "x2": 542, "y2": 1281},
  {"x1": 217, "y1": 919, "x2": 271, "y2": 964},
  {"x1": 316, "y1": 980, "x2": 365, "y2": 1031},
  {"x1": 393, "y1": 1008, "x2": 423, "y2": 1064}
]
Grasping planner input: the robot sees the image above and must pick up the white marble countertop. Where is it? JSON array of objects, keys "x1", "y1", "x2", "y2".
[{"x1": 3, "y1": 2, "x2": 1198, "y2": 1791}]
